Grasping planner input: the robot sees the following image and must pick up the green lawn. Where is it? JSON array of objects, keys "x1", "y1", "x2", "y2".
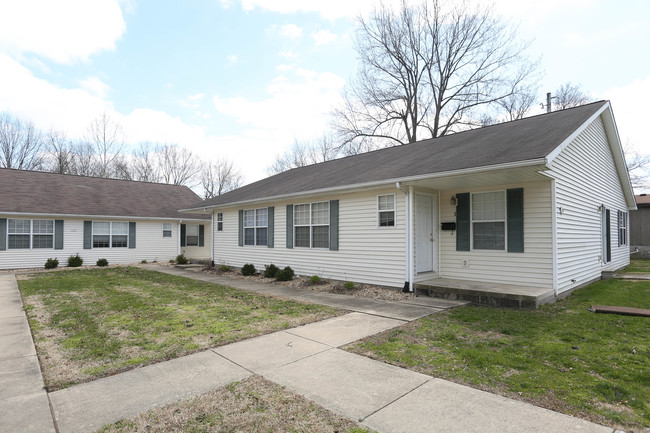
[
  {"x1": 19, "y1": 267, "x2": 340, "y2": 390},
  {"x1": 347, "y1": 279, "x2": 649, "y2": 431},
  {"x1": 622, "y1": 257, "x2": 650, "y2": 273}
]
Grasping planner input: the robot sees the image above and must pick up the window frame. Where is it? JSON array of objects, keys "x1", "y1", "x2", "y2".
[
  {"x1": 217, "y1": 213, "x2": 223, "y2": 232},
  {"x1": 618, "y1": 210, "x2": 628, "y2": 246},
  {"x1": 243, "y1": 208, "x2": 268, "y2": 246},
  {"x1": 470, "y1": 190, "x2": 507, "y2": 251},
  {"x1": 185, "y1": 224, "x2": 200, "y2": 247},
  {"x1": 377, "y1": 194, "x2": 396, "y2": 228},
  {"x1": 162, "y1": 223, "x2": 172, "y2": 238},
  {"x1": 92, "y1": 221, "x2": 129, "y2": 249},
  {"x1": 7, "y1": 219, "x2": 54, "y2": 249},
  {"x1": 294, "y1": 201, "x2": 330, "y2": 249}
]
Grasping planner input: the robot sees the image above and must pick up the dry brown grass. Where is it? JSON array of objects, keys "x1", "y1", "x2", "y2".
[{"x1": 96, "y1": 375, "x2": 373, "y2": 433}]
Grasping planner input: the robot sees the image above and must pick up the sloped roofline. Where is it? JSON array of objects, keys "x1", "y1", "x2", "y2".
[{"x1": 545, "y1": 101, "x2": 637, "y2": 210}]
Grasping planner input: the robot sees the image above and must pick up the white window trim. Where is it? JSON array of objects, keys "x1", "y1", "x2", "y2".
[
  {"x1": 243, "y1": 208, "x2": 268, "y2": 246},
  {"x1": 470, "y1": 190, "x2": 507, "y2": 251},
  {"x1": 92, "y1": 221, "x2": 129, "y2": 249},
  {"x1": 162, "y1": 223, "x2": 172, "y2": 238},
  {"x1": 185, "y1": 224, "x2": 200, "y2": 247},
  {"x1": 377, "y1": 194, "x2": 396, "y2": 228},
  {"x1": 217, "y1": 213, "x2": 223, "y2": 232},
  {"x1": 618, "y1": 210, "x2": 628, "y2": 246},
  {"x1": 294, "y1": 201, "x2": 330, "y2": 249},
  {"x1": 7, "y1": 219, "x2": 54, "y2": 250}
]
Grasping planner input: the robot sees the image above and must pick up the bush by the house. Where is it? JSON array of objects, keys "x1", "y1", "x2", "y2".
[
  {"x1": 176, "y1": 254, "x2": 189, "y2": 265},
  {"x1": 264, "y1": 264, "x2": 280, "y2": 278},
  {"x1": 241, "y1": 263, "x2": 256, "y2": 276},
  {"x1": 44, "y1": 258, "x2": 59, "y2": 269},
  {"x1": 140, "y1": 259, "x2": 148, "y2": 264},
  {"x1": 275, "y1": 266, "x2": 295, "y2": 282},
  {"x1": 96, "y1": 258, "x2": 109, "y2": 267},
  {"x1": 344, "y1": 281, "x2": 355, "y2": 290},
  {"x1": 67, "y1": 254, "x2": 83, "y2": 267},
  {"x1": 309, "y1": 275, "x2": 322, "y2": 285},
  {"x1": 219, "y1": 264, "x2": 230, "y2": 272}
]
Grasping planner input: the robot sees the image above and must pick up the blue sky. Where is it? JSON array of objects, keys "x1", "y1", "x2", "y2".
[{"x1": 0, "y1": 0, "x2": 648, "y2": 186}]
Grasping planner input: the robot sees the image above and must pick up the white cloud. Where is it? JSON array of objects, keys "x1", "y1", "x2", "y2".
[
  {"x1": 277, "y1": 64, "x2": 295, "y2": 71},
  {"x1": 80, "y1": 76, "x2": 111, "y2": 99},
  {"x1": 604, "y1": 75, "x2": 650, "y2": 155},
  {"x1": 312, "y1": 29, "x2": 338, "y2": 46},
  {"x1": 238, "y1": 0, "x2": 376, "y2": 19},
  {"x1": 227, "y1": 54, "x2": 239, "y2": 64},
  {"x1": 279, "y1": 24, "x2": 303, "y2": 39},
  {"x1": 0, "y1": 0, "x2": 126, "y2": 63},
  {"x1": 279, "y1": 50, "x2": 299, "y2": 59}
]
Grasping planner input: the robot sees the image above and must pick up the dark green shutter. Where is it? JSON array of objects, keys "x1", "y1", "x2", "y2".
[
  {"x1": 507, "y1": 188, "x2": 524, "y2": 253},
  {"x1": 54, "y1": 220, "x2": 64, "y2": 250},
  {"x1": 199, "y1": 224, "x2": 205, "y2": 247},
  {"x1": 267, "y1": 207, "x2": 274, "y2": 248},
  {"x1": 456, "y1": 193, "x2": 470, "y2": 251},
  {"x1": 617, "y1": 211, "x2": 621, "y2": 247},
  {"x1": 329, "y1": 200, "x2": 339, "y2": 251},
  {"x1": 286, "y1": 205, "x2": 293, "y2": 249},
  {"x1": 83, "y1": 221, "x2": 92, "y2": 249},
  {"x1": 606, "y1": 209, "x2": 611, "y2": 262},
  {"x1": 0, "y1": 218, "x2": 6, "y2": 251},
  {"x1": 180, "y1": 224, "x2": 186, "y2": 247},
  {"x1": 238, "y1": 210, "x2": 243, "y2": 247},
  {"x1": 129, "y1": 222, "x2": 136, "y2": 248}
]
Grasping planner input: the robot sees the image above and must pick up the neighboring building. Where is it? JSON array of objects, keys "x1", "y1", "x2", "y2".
[
  {"x1": 183, "y1": 101, "x2": 635, "y2": 303},
  {"x1": 630, "y1": 194, "x2": 650, "y2": 256},
  {"x1": 0, "y1": 169, "x2": 211, "y2": 269}
]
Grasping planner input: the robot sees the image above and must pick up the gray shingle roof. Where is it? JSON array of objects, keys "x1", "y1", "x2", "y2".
[
  {"x1": 0, "y1": 169, "x2": 210, "y2": 220},
  {"x1": 194, "y1": 101, "x2": 607, "y2": 209}
]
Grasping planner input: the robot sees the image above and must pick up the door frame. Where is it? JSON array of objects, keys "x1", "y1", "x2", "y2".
[{"x1": 415, "y1": 192, "x2": 437, "y2": 274}]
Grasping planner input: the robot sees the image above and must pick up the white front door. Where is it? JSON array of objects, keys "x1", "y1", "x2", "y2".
[{"x1": 416, "y1": 194, "x2": 436, "y2": 273}]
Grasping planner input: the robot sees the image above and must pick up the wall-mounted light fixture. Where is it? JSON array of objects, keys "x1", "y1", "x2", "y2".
[{"x1": 450, "y1": 195, "x2": 457, "y2": 206}]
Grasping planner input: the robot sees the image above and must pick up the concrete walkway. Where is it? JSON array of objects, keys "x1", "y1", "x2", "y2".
[
  {"x1": 2, "y1": 268, "x2": 617, "y2": 433},
  {"x1": 0, "y1": 274, "x2": 56, "y2": 433}
]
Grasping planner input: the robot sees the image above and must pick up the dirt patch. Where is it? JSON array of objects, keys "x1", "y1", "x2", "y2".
[
  {"x1": 97, "y1": 375, "x2": 374, "y2": 433},
  {"x1": 197, "y1": 266, "x2": 413, "y2": 301}
]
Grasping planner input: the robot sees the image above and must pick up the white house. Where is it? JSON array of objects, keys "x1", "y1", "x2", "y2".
[
  {"x1": 182, "y1": 101, "x2": 636, "y2": 307},
  {"x1": 0, "y1": 169, "x2": 211, "y2": 269}
]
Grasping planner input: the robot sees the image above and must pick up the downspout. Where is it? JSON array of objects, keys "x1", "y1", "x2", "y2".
[
  {"x1": 210, "y1": 210, "x2": 215, "y2": 267},
  {"x1": 177, "y1": 220, "x2": 182, "y2": 256},
  {"x1": 408, "y1": 185, "x2": 415, "y2": 292},
  {"x1": 396, "y1": 182, "x2": 411, "y2": 292}
]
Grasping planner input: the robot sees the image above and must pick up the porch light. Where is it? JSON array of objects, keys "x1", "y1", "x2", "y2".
[{"x1": 450, "y1": 196, "x2": 458, "y2": 206}]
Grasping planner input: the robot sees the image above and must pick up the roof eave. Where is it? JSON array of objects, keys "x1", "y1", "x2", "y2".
[{"x1": 183, "y1": 158, "x2": 549, "y2": 211}]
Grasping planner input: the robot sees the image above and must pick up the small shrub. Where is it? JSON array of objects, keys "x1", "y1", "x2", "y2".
[
  {"x1": 264, "y1": 264, "x2": 280, "y2": 278},
  {"x1": 344, "y1": 281, "x2": 355, "y2": 290},
  {"x1": 309, "y1": 275, "x2": 322, "y2": 285},
  {"x1": 140, "y1": 259, "x2": 148, "y2": 264},
  {"x1": 96, "y1": 258, "x2": 109, "y2": 267},
  {"x1": 241, "y1": 263, "x2": 256, "y2": 276},
  {"x1": 67, "y1": 254, "x2": 83, "y2": 267},
  {"x1": 176, "y1": 254, "x2": 189, "y2": 265},
  {"x1": 44, "y1": 258, "x2": 59, "y2": 269},
  {"x1": 219, "y1": 264, "x2": 230, "y2": 272},
  {"x1": 275, "y1": 266, "x2": 295, "y2": 282}
]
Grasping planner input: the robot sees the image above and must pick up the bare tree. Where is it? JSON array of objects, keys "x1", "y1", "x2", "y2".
[
  {"x1": 267, "y1": 134, "x2": 342, "y2": 175},
  {"x1": 623, "y1": 141, "x2": 650, "y2": 190},
  {"x1": 44, "y1": 128, "x2": 76, "y2": 174},
  {"x1": 201, "y1": 158, "x2": 243, "y2": 199},
  {"x1": 497, "y1": 89, "x2": 539, "y2": 121},
  {"x1": 333, "y1": 0, "x2": 538, "y2": 150},
  {"x1": 0, "y1": 113, "x2": 44, "y2": 170},
  {"x1": 553, "y1": 82, "x2": 592, "y2": 110},
  {"x1": 158, "y1": 144, "x2": 201, "y2": 186},
  {"x1": 84, "y1": 112, "x2": 125, "y2": 178},
  {"x1": 130, "y1": 142, "x2": 161, "y2": 182},
  {"x1": 72, "y1": 142, "x2": 96, "y2": 177}
]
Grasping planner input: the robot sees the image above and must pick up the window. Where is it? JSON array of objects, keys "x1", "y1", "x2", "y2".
[
  {"x1": 186, "y1": 224, "x2": 199, "y2": 246},
  {"x1": 93, "y1": 221, "x2": 128, "y2": 248},
  {"x1": 32, "y1": 220, "x2": 54, "y2": 248},
  {"x1": 162, "y1": 223, "x2": 172, "y2": 238},
  {"x1": 378, "y1": 194, "x2": 395, "y2": 227},
  {"x1": 8, "y1": 219, "x2": 31, "y2": 249},
  {"x1": 295, "y1": 202, "x2": 329, "y2": 248},
  {"x1": 7, "y1": 219, "x2": 55, "y2": 249},
  {"x1": 244, "y1": 208, "x2": 267, "y2": 246},
  {"x1": 471, "y1": 191, "x2": 505, "y2": 250},
  {"x1": 217, "y1": 213, "x2": 223, "y2": 231},
  {"x1": 618, "y1": 210, "x2": 628, "y2": 246}
]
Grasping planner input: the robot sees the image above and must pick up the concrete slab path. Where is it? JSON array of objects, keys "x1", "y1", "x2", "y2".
[
  {"x1": 2, "y1": 267, "x2": 617, "y2": 433},
  {"x1": 0, "y1": 274, "x2": 56, "y2": 433}
]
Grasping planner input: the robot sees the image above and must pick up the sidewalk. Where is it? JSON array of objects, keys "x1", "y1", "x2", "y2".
[{"x1": 2, "y1": 268, "x2": 616, "y2": 433}]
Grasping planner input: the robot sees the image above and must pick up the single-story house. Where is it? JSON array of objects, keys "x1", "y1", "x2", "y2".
[
  {"x1": 630, "y1": 194, "x2": 650, "y2": 256},
  {"x1": 183, "y1": 101, "x2": 635, "y2": 304},
  {"x1": 0, "y1": 169, "x2": 211, "y2": 269}
]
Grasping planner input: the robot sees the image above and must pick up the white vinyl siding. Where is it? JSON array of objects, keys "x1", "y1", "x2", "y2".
[
  {"x1": 549, "y1": 115, "x2": 630, "y2": 293},
  {"x1": 439, "y1": 181, "x2": 554, "y2": 289},
  {"x1": 212, "y1": 189, "x2": 406, "y2": 288},
  {"x1": 0, "y1": 218, "x2": 209, "y2": 270}
]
